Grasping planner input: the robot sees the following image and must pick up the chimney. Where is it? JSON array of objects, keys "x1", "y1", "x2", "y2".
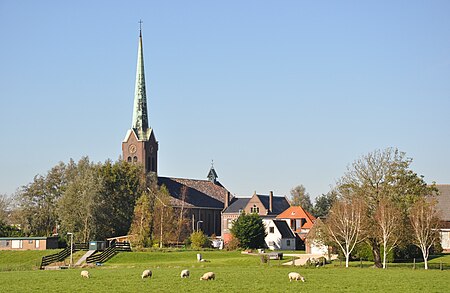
[
  {"x1": 224, "y1": 191, "x2": 230, "y2": 209},
  {"x1": 269, "y1": 191, "x2": 273, "y2": 213}
]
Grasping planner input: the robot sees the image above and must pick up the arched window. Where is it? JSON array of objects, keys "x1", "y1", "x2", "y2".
[
  {"x1": 133, "y1": 156, "x2": 138, "y2": 162},
  {"x1": 127, "y1": 157, "x2": 132, "y2": 162},
  {"x1": 250, "y1": 205, "x2": 259, "y2": 214}
]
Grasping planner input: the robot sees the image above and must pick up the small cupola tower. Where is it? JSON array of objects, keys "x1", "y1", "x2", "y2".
[{"x1": 207, "y1": 161, "x2": 218, "y2": 184}]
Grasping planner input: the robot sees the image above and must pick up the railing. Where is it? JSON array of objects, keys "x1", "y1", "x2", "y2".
[
  {"x1": 86, "y1": 242, "x2": 131, "y2": 264},
  {"x1": 39, "y1": 242, "x2": 88, "y2": 269}
]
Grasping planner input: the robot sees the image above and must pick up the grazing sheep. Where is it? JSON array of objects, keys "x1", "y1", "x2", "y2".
[
  {"x1": 200, "y1": 272, "x2": 215, "y2": 281},
  {"x1": 288, "y1": 272, "x2": 305, "y2": 282},
  {"x1": 141, "y1": 269, "x2": 152, "y2": 279},
  {"x1": 80, "y1": 270, "x2": 90, "y2": 279},
  {"x1": 180, "y1": 269, "x2": 190, "y2": 278}
]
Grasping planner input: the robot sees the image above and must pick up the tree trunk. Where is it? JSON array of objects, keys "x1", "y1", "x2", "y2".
[
  {"x1": 345, "y1": 253, "x2": 350, "y2": 268},
  {"x1": 370, "y1": 238, "x2": 383, "y2": 268}
]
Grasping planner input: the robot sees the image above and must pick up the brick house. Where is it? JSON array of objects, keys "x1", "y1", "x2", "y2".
[{"x1": 221, "y1": 191, "x2": 290, "y2": 244}]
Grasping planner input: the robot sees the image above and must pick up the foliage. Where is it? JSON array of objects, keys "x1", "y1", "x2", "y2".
[
  {"x1": 128, "y1": 192, "x2": 153, "y2": 248},
  {"x1": 0, "y1": 194, "x2": 10, "y2": 223},
  {"x1": 151, "y1": 185, "x2": 176, "y2": 247},
  {"x1": 289, "y1": 185, "x2": 313, "y2": 212},
  {"x1": 189, "y1": 231, "x2": 210, "y2": 249},
  {"x1": 0, "y1": 221, "x2": 24, "y2": 237},
  {"x1": 312, "y1": 190, "x2": 337, "y2": 217},
  {"x1": 230, "y1": 212, "x2": 267, "y2": 249},
  {"x1": 225, "y1": 236, "x2": 241, "y2": 251},
  {"x1": 336, "y1": 148, "x2": 436, "y2": 268}
]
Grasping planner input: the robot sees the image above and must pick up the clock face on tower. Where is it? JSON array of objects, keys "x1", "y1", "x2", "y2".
[{"x1": 128, "y1": 144, "x2": 137, "y2": 154}]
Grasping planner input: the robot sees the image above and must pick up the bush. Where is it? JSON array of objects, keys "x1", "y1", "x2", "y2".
[
  {"x1": 225, "y1": 237, "x2": 240, "y2": 251},
  {"x1": 189, "y1": 231, "x2": 210, "y2": 249}
]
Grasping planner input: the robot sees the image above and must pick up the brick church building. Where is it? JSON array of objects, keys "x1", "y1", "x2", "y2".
[{"x1": 122, "y1": 27, "x2": 231, "y2": 237}]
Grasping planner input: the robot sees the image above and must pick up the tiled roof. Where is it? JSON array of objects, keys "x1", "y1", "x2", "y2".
[
  {"x1": 223, "y1": 197, "x2": 250, "y2": 213},
  {"x1": 158, "y1": 177, "x2": 229, "y2": 209},
  {"x1": 256, "y1": 194, "x2": 290, "y2": 214},
  {"x1": 276, "y1": 206, "x2": 316, "y2": 229},
  {"x1": 273, "y1": 220, "x2": 295, "y2": 238},
  {"x1": 435, "y1": 184, "x2": 450, "y2": 221}
]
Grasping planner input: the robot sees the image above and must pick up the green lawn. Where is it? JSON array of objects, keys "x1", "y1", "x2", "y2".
[{"x1": 0, "y1": 250, "x2": 448, "y2": 292}]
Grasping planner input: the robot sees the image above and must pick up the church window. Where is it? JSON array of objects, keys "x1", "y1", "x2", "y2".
[
  {"x1": 133, "y1": 156, "x2": 138, "y2": 162},
  {"x1": 250, "y1": 205, "x2": 259, "y2": 214},
  {"x1": 127, "y1": 157, "x2": 132, "y2": 162}
]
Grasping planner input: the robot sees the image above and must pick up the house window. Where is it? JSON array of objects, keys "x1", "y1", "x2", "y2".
[
  {"x1": 28, "y1": 240, "x2": 33, "y2": 244},
  {"x1": 269, "y1": 227, "x2": 274, "y2": 233},
  {"x1": 227, "y1": 219, "x2": 233, "y2": 229},
  {"x1": 250, "y1": 205, "x2": 259, "y2": 214},
  {"x1": 35, "y1": 240, "x2": 40, "y2": 249},
  {"x1": 301, "y1": 218, "x2": 306, "y2": 227},
  {"x1": 287, "y1": 240, "x2": 291, "y2": 246},
  {"x1": 291, "y1": 219, "x2": 297, "y2": 230}
]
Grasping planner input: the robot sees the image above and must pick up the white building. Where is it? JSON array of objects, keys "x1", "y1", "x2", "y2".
[{"x1": 265, "y1": 220, "x2": 296, "y2": 250}]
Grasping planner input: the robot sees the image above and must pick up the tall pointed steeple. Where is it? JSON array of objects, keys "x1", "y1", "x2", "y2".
[
  {"x1": 122, "y1": 21, "x2": 159, "y2": 174},
  {"x1": 132, "y1": 22, "x2": 149, "y2": 140}
]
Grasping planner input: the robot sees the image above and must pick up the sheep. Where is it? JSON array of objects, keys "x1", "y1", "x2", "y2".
[
  {"x1": 180, "y1": 269, "x2": 190, "y2": 278},
  {"x1": 288, "y1": 272, "x2": 305, "y2": 282},
  {"x1": 199, "y1": 272, "x2": 215, "y2": 281},
  {"x1": 141, "y1": 269, "x2": 152, "y2": 279},
  {"x1": 80, "y1": 270, "x2": 90, "y2": 279}
]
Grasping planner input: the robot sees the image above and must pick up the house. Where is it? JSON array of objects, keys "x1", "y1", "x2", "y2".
[
  {"x1": 221, "y1": 191, "x2": 290, "y2": 244},
  {"x1": 0, "y1": 236, "x2": 59, "y2": 250},
  {"x1": 304, "y1": 218, "x2": 330, "y2": 255},
  {"x1": 435, "y1": 184, "x2": 450, "y2": 252},
  {"x1": 265, "y1": 220, "x2": 296, "y2": 250},
  {"x1": 276, "y1": 205, "x2": 316, "y2": 239}
]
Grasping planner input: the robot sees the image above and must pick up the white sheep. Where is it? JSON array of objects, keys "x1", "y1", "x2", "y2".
[
  {"x1": 180, "y1": 269, "x2": 190, "y2": 278},
  {"x1": 200, "y1": 272, "x2": 215, "y2": 281},
  {"x1": 141, "y1": 269, "x2": 152, "y2": 279},
  {"x1": 80, "y1": 270, "x2": 90, "y2": 279},
  {"x1": 288, "y1": 272, "x2": 305, "y2": 282}
]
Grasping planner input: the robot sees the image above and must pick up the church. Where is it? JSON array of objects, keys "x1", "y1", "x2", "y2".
[{"x1": 121, "y1": 27, "x2": 232, "y2": 237}]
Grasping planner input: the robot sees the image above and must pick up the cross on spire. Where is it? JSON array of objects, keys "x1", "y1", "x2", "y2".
[{"x1": 139, "y1": 20, "x2": 143, "y2": 36}]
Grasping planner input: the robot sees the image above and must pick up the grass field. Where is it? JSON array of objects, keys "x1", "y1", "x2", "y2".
[{"x1": 0, "y1": 250, "x2": 449, "y2": 292}]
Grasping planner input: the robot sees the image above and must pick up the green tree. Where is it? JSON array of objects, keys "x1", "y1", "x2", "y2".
[
  {"x1": 230, "y1": 212, "x2": 267, "y2": 249},
  {"x1": 189, "y1": 231, "x2": 210, "y2": 249},
  {"x1": 128, "y1": 191, "x2": 153, "y2": 248},
  {"x1": 15, "y1": 162, "x2": 67, "y2": 236},
  {"x1": 337, "y1": 148, "x2": 436, "y2": 268},
  {"x1": 313, "y1": 190, "x2": 337, "y2": 218},
  {"x1": 289, "y1": 185, "x2": 313, "y2": 212}
]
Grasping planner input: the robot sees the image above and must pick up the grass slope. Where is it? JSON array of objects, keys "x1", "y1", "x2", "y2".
[{"x1": 0, "y1": 250, "x2": 449, "y2": 292}]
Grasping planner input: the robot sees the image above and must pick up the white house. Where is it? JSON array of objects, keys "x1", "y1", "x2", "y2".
[
  {"x1": 435, "y1": 184, "x2": 450, "y2": 252},
  {"x1": 265, "y1": 220, "x2": 296, "y2": 250}
]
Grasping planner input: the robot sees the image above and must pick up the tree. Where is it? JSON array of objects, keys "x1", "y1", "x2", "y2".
[
  {"x1": 374, "y1": 197, "x2": 402, "y2": 269},
  {"x1": 337, "y1": 148, "x2": 435, "y2": 268},
  {"x1": 0, "y1": 194, "x2": 10, "y2": 223},
  {"x1": 230, "y1": 212, "x2": 267, "y2": 249},
  {"x1": 15, "y1": 162, "x2": 67, "y2": 236},
  {"x1": 313, "y1": 190, "x2": 337, "y2": 218},
  {"x1": 151, "y1": 185, "x2": 176, "y2": 247},
  {"x1": 322, "y1": 197, "x2": 367, "y2": 267},
  {"x1": 409, "y1": 198, "x2": 440, "y2": 270},
  {"x1": 189, "y1": 231, "x2": 210, "y2": 249},
  {"x1": 289, "y1": 185, "x2": 313, "y2": 212},
  {"x1": 128, "y1": 191, "x2": 152, "y2": 248}
]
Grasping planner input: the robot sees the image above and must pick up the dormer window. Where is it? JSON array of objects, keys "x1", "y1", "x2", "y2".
[{"x1": 250, "y1": 205, "x2": 259, "y2": 214}]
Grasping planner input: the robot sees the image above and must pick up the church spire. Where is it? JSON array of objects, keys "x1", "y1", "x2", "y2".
[{"x1": 132, "y1": 20, "x2": 149, "y2": 140}]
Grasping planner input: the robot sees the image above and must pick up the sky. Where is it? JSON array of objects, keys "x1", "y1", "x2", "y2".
[{"x1": 1, "y1": 0, "x2": 449, "y2": 200}]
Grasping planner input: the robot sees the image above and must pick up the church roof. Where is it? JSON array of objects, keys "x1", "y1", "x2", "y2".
[{"x1": 158, "y1": 177, "x2": 229, "y2": 209}]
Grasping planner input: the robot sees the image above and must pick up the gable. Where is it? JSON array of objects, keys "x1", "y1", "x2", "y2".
[{"x1": 436, "y1": 184, "x2": 450, "y2": 221}]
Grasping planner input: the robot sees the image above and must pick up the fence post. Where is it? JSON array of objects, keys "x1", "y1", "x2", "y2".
[{"x1": 413, "y1": 258, "x2": 416, "y2": 270}]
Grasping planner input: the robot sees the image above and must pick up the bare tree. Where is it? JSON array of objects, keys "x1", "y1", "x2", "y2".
[
  {"x1": 374, "y1": 197, "x2": 402, "y2": 268},
  {"x1": 409, "y1": 198, "x2": 440, "y2": 270},
  {"x1": 324, "y1": 198, "x2": 367, "y2": 267}
]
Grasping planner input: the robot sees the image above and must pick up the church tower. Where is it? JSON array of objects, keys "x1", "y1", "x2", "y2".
[{"x1": 122, "y1": 24, "x2": 158, "y2": 173}]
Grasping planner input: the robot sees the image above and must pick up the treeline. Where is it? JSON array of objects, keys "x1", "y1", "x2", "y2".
[{"x1": 1, "y1": 157, "x2": 190, "y2": 248}]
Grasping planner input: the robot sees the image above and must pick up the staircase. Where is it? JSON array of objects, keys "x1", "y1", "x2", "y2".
[
  {"x1": 86, "y1": 242, "x2": 131, "y2": 264},
  {"x1": 40, "y1": 242, "x2": 88, "y2": 269}
]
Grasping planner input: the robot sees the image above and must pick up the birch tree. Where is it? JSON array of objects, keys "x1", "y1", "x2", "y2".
[
  {"x1": 374, "y1": 197, "x2": 402, "y2": 268},
  {"x1": 409, "y1": 198, "x2": 440, "y2": 270},
  {"x1": 324, "y1": 198, "x2": 367, "y2": 267}
]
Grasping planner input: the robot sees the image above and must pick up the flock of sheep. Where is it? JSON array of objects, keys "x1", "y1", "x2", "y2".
[{"x1": 80, "y1": 269, "x2": 305, "y2": 282}]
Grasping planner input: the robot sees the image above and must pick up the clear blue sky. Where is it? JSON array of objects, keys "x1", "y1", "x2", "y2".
[{"x1": 1, "y1": 0, "x2": 449, "y2": 199}]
